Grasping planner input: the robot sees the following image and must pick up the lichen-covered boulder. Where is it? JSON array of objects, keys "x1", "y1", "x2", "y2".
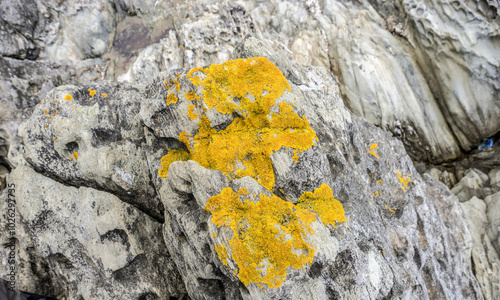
[
  {"x1": 139, "y1": 53, "x2": 482, "y2": 298},
  {"x1": 2, "y1": 41, "x2": 483, "y2": 299}
]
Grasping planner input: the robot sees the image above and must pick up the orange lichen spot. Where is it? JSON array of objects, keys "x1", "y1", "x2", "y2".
[
  {"x1": 292, "y1": 149, "x2": 300, "y2": 162},
  {"x1": 45, "y1": 109, "x2": 49, "y2": 115},
  {"x1": 102, "y1": 93, "x2": 108, "y2": 98},
  {"x1": 44, "y1": 125, "x2": 48, "y2": 129},
  {"x1": 53, "y1": 112, "x2": 56, "y2": 116},
  {"x1": 69, "y1": 157, "x2": 73, "y2": 161},
  {"x1": 297, "y1": 184, "x2": 347, "y2": 229},
  {"x1": 373, "y1": 191, "x2": 379, "y2": 197},
  {"x1": 48, "y1": 117, "x2": 52, "y2": 120},
  {"x1": 384, "y1": 204, "x2": 396, "y2": 213},
  {"x1": 397, "y1": 170, "x2": 411, "y2": 191},
  {"x1": 165, "y1": 74, "x2": 181, "y2": 105},
  {"x1": 88, "y1": 88, "x2": 97, "y2": 96},
  {"x1": 187, "y1": 104, "x2": 199, "y2": 120},
  {"x1": 214, "y1": 244, "x2": 229, "y2": 266},
  {"x1": 71, "y1": 107, "x2": 75, "y2": 110},
  {"x1": 72, "y1": 152, "x2": 78, "y2": 161},
  {"x1": 158, "y1": 149, "x2": 190, "y2": 178},
  {"x1": 52, "y1": 138, "x2": 56, "y2": 141},
  {"x1": 376, "y1": 179, "x2": 383, "y2": 184},
  {"x1": 369, "y1": 143, "x2": 379, "y2": 159},
  {"x1": 64, "y1": 94, "x2": 72, "y2": 101},
  {"x1": 114, "y1": 83, "x2": 118, "y2": 86},
  {"x1": 185, "y1": 91, "x2": 201, "y2": 102},
  {"x1": 89, "y1": 97, "x2": 93, "y2": 101},
  {"x1": 166, "y1": 93, "x2": 178, "y2": 105},
  {"x1": 206, "y1": 187, "x2": 316, "y2": 288}
]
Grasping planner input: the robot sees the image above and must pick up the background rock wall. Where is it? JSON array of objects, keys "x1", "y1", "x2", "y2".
[{"x1": 1, "y1": 0, "x2": 499, "y2": 167}]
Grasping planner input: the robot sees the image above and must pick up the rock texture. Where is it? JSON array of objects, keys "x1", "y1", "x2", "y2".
[
  {"x1": 1, "y1": 166, "x2": 186, "y2": 299},
  {"x1": 0, "y1": 0, "x2": 499, "y2": 299},
  {"x1": 1, "y1": 39, "x2": 484, "y2": 299},
  {"x1": 2, "y1": 0, "x2": 499, "y2": 169}
]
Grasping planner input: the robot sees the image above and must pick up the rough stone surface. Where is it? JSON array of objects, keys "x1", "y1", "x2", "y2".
[
  {"x1": 0, "y1": 39, "x2": 485, "y2": 299},
  {"x1": 0, "y1": 0, "x2": 498, "y2": 299},
  {"x1": 461, "y1": 197, "x2": 500, "y2": 300},
  {"x1": 0, "y1": 166, "x2": 186, "y2": 299},
  {"x1": 452, "y1": 169, "x2": 492, "y2": 202},
  {"x1": 17, "y1": 82, "x2": 164, "y2": 222}
]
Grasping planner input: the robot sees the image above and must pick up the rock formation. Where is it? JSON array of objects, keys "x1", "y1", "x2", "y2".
[
  {"x1": 1, "y1": 37, "x2": 485, "y2": 299},
  {"x1": 0, "y1": 0, "x2": 499, "y2": 299}
]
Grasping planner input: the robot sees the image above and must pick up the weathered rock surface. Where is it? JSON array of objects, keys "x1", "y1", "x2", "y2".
[
  {"x1": 3, "y1": 0, "x2": 497, "y2": 168},
  {"x1": 0, "y1": 166, "x2": 186, "y2": 299},
  {"x1": 460, "y1": 197, "x2": 500, "y2": 300},
  {"x1": 17, "y1": 82, "x2": 164, "y2": 222},
  {"x1": 0, "y1": 0, "x2": 498, "y2": 299},
  {"x1": 1, "y1": 38, "x2": 484, "y2": 299}
]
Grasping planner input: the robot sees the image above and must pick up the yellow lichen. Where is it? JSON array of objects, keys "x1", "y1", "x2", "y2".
[
  {"x1": 297, "y1": 184, "x2": 347, "y2": 229},
  {"x1": 88, "y1": 88, "x2": 96, "y2": 96},
  {"x1": 376, "y1": 179, "x2": 383, "y2": 184},
  {"x1": 102, "y1": 93, "x2": 108, "y2": 98},
  {"x1": 165, "y1": 74, "x2": 181, "y2": 105},
  {"x1": 397, "y1": 170, "x2": 411, "y2": 191},
  {"x1": 158, "y1": 149, "x2": 190, "y2": 178},
  {"x1": 187, "y1": 104, "x2": 199, "y2": 120},
  {"x1": 166, "y1": 93, "x2": 178, "y2": 105},
  {"x1": 177, "y1": 57, "x2": 317, "y2": 191},
  {"x1": 292, "y1": 149, "x2": 300, "y2": 162},
  {"x1": 369, "y1": 143, "x2": 379, "y2": 159},
  {"x1": 160, "y1": 58, "x2": 348, "y2": 289},
  {"x1": 64, "y1": 94, "x2": 72, "y2": 101},
  {"x1": 185, "y1": 91, "x2": 201, "y2": 102},
  {"x1": 214, "y1": 244, "x2": 229, "y2": 266},
  {"x1": 72, "y1": 152, "x2": 78, "y2": 161},
  {"x1": 206, "y1": 187, "x2": 316, "y2": 288}
]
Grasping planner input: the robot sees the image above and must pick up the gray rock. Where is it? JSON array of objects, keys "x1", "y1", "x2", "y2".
[
  {"x1": 489, "y1": 169, "x2": 500, "y2": 191},
  {"x1": 3, "y1": 40, "x2": 483, "y2": 299},
  {"x1": 484, "y1": 192, "x2": 500, "y2": 255},
  {"x1": 452, "y1": 169, "x2": 491, "y2": 202},
  {"x1": 140, "y1": 44, "x2": 481, "y2": 298},
  {"x1": 461, "y1": 197, "x2": 500, "y2": 300},
  {"x1": 17, "y1": 82, "x2": 164, "y2": 222},
  {"x1": 0, "y1": 166, "x2": 187, "y2": 299}
]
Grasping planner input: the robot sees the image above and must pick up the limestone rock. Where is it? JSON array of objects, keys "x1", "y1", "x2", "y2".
[
  {"x1": 484, "y1": 192, "x2": 500, "y2": 255},
  {"x1": 452, "y1": 169, "x2": 492, "y2": 202},
  {"x1": 17, "y1": 82, "x2": 164, "y2": 222},
  {"x1": 0, "y1": 166, "x2": 186, "y2": 299},
  {"x1": 461, "y1": 197, "x2": 500, "y2": 300},
  {"x1": 139, "y1": 50, "x2": 480, "y2": 299},
  {"x1": 2, "y1": 43, "x2": 483, "y2": 299}
]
